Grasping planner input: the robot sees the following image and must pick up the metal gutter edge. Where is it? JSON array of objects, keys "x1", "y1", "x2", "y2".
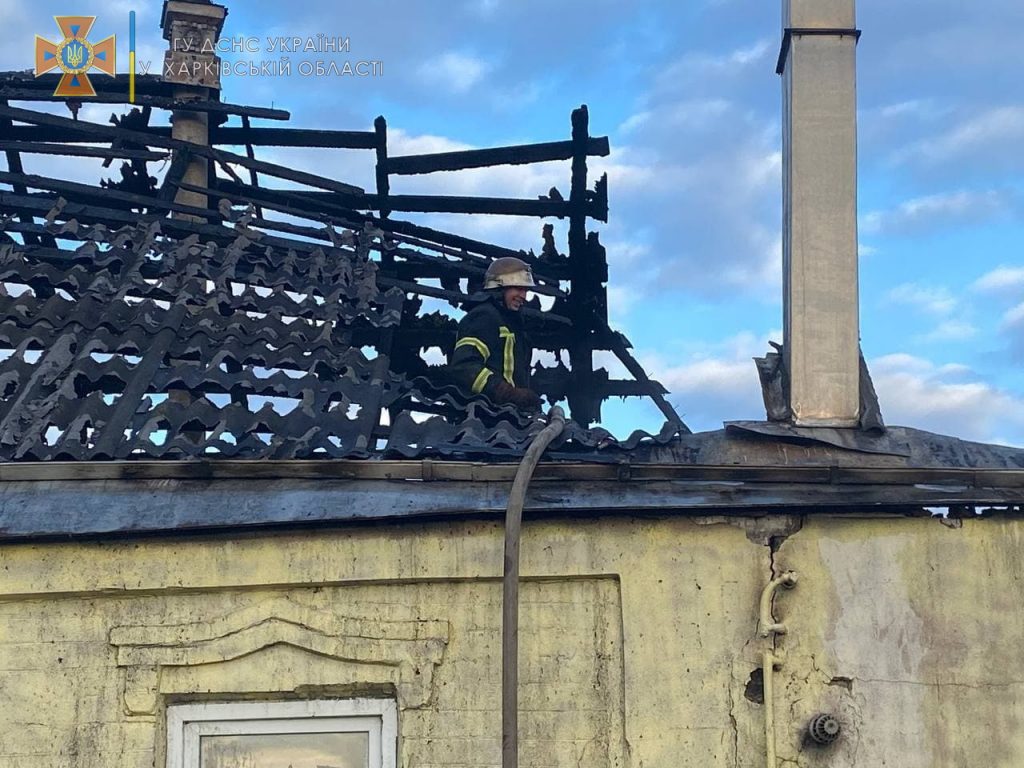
[{"x1": 2, "y1": 460, "x2": 1024, "y2": 487}]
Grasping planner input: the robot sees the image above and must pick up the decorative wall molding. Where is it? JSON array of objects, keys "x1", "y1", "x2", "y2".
[{"x1": 109, "y1": 595, "x2": 449, "y2": 715}]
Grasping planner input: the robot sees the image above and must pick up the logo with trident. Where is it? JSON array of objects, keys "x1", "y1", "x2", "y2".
[{"x1": 35, "y1": 16, "x2": 116, "y2": 98}]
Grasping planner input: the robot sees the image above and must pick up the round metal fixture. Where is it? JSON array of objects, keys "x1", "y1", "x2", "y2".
[{"x1": 808, "y1": 713, "x2": 841, "y2": 745}]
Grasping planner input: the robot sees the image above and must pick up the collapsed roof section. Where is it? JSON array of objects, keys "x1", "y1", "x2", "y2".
[{"x1": 0, "y1": 70, "x2": 685, "y2": 461}]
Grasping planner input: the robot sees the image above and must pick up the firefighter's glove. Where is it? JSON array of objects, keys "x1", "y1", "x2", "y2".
[{"x1": 492, "y1": 380, "x2": 543, "y2": 411}]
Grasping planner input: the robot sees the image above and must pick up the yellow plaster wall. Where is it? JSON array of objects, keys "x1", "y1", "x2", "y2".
[
  {"x1": 0, "y1": 513, "x2": 1018, "y2": 767},
  {"x1": 0, "y1": 517, "x2": 767, "y2": 768},
  {"x1": 772, "y1": 515, "x2": 1024, "y2": 768}
]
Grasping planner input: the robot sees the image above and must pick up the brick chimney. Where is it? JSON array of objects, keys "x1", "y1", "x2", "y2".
[
  {"x1": 160, "y1": 0, "x2": 228, "y2": 220},
  {"x1": 778, "y1": 0, "x2": 861, "y2": 427}
]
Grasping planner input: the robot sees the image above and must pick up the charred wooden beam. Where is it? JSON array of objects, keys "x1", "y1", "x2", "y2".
[
  {"x1": 296, "y1": 190, "x2": 606, "y2": 220},
  {"x1": 387, "y1": 256, "x2": 566, "y2": 298},
  {"x1": 176, "y1": 179, "x2": 569, "y2": 294},
  {"x1": 187, "y1": 185, "x2": 565, "y2": 294},
  {"x1": 376, "y1": 220, "x2": 537, "y2": 263},
  {"x1": 0, "y1": 191, "x2": 532, "y2": 312},
  {"x1": 239, "y1": 115, "x2": 263, "y2": 219},
  {"x1": 178, "y1": 181, "x2": 375, "y2": 246},
  {"x1": 0, "y1": 191, "x2": 159, "y2": 229},
  {"x1": 0, "y1": 88, "x2": 290, "y2": 121},
  {"x1": 0, "y1": 105, "x2": 365, "y2": 197},
  {"x1": 208, "y1": 127, "x2": 378, "y2": 148},
  {"x1": 215, "y1": 158, "x2": 245, "y2": 186},
  {"x1": 606, "y1": 330, "x2": 685, "y2": 429},
  {"x1": 158, "y1": 148, "x2": 193, "y2": 203},
  {"x1": 212, "y1": 179, "x2": 536, "y2": 262},
  {"x1": 0, "y1": 125, "x2": 378, "y2": 148},
  {"x1": 182, "y1": 180, "x2": 571, "y2": 291},
  {"x1": 0, "y1": 170, "x2": 213, "y2": 219},
  {"x1": 1, "y1": 194, "x2": 359, "y2": 279},
  {"x1": 1, "y1": 197, "x2": 573, "y2": 336},
  {"x1": 599, "y1": 380, "x2": 669, "y2": 397},
  {"x1": 374, "y1": 116, "x2": 391, "y2": 219},
  {"x1": 387, "y1": 137, "x2": 610, "y2": 175},
  {"x1": 179, "y1": 179, "x2": 368, "y2": 236},
  {"x1": 204, "y1": 174, "x2": 592, "y2": 224},
  {"x1": 0, "y1": 72, "x2": 171, "y2": 97},
  {"x1": 2, "y1": 190, "x2": 298, "y2": 261},
  {"x1": 381, "y1": 277, "x2": 571, "y2": 326},
  {"x1": 0, "y1": 100, "x2": 50, "y2": 248},
  {"x1": 197, "y1": 180, "x2": 555, "y2": 277},
  {"x1": 0, "y1": 127, "x2": 127, "y2": 144},
  {"x1": 566, "y1": 104, "x2": 598, "y2": 424},
  {"x1": 0, "y1": 141, "x2": 168, "y2": 162}
]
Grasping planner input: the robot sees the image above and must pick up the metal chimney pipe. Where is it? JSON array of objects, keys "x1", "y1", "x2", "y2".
[{"x1": 778, "y1": 0, "x2": 861, "y2": 426}]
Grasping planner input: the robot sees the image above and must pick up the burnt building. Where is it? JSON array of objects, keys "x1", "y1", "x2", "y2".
[{"x1": 0, "y1": 2, "x2": 1022, "y2": 768}]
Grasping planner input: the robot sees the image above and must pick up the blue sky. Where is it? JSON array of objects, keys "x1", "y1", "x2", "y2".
[{"x1": 4, "y1": 1, "x2": 1024, "y2": 444}]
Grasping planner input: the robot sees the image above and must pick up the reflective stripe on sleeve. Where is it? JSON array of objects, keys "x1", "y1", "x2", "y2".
[
  {"x1": 455, "y1": 336, "x2": 490, "y2": 359},
  {"x1": 471, "y1": 368, "x2": 493, "y2": 394}
]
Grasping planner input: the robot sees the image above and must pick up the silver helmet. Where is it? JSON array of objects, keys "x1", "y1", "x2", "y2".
[{"x1": 484, "y1": 257, "x2": 536, "y2": 290}]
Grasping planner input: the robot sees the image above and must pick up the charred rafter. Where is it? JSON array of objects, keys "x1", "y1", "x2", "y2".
[{"x1": 0, "y1": 84, "x2": 685, "y2": 453}]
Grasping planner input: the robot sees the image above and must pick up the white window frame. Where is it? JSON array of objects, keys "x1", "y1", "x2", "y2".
[{"x1": 166, "y1": 698, "x2": 397, "y2": 768}]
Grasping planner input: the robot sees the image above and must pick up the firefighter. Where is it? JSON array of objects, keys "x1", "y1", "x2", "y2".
[{"x1": 448, "y1": 257, "x2": 543, "y2": 411}]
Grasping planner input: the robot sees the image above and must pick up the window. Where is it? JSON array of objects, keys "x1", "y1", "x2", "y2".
[{"x1": 166, "y1": 699, "x2": 397, "y2": 768}]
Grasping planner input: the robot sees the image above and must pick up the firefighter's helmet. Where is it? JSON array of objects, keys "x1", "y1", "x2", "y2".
[{"x1": 484, "y1": 257, "x2": 536, "y2": 290}]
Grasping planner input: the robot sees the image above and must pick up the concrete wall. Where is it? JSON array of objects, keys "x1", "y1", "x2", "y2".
[{"x1": 0, "y1": 513, "x2": 1017, "y2": 767}]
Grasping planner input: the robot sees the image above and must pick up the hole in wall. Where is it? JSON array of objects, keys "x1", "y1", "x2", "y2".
[
  {"x1": 828, "y1": 676, "x2": 853, "y2": 692},
  {"x1": 744, "y1": 668, "x2": 764, "y2": 704}
]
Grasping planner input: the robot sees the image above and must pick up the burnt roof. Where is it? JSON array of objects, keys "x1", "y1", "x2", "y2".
[
  {"x1": 0, "y1": 70, "x2": 693, "y2": 461},
  {"x1": 2, "y1": 74, "x2": 1023, "y2": 475},
  {"x1": 0, "y1": 211, "x2": 687, "y2": 461}
]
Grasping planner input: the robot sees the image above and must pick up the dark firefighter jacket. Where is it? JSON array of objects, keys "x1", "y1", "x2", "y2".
[{"x1": 448, "y1": 292, "x2": 531, "y2": 399}]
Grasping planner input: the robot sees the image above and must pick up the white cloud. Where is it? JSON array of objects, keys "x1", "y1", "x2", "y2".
[
  {"x1": 387, "y1": 128, "x2": 472, "y2": 156},
  {"x1": 658, "y1": 356, "x2": 753, "y2": 394},
  {"x1": 743, "y1": 150, "x2": 781, "y2": 190},
  {"x1": 879, "y1": 100, "x2": 937, "y2": 120},
  {"x1": 603, "y1": 122, "x2": 783, "y2": 297},
  {"x1": 616, "y1": 111, "x2": 651, "y2": 135},
  {"x1": 487, "y1": 79, "x2": 546, "y2": 111},
  {"x1": 657, "y1": 39, "x2": 773, "y2": 86},
  {"x1": 588, "y1": 146, "x2": 661, "y2": 194},
  {"x1": 659, "y1": 98, "x2": 734, "y2": 130},
  {"x1": 858, "y1": 99, "x2": 952, "y2": 142},
  {"x1": 728, "y1": 40, "x2": 773, "y2": 66},
  {"x1": 870, "y1": 353, "x2": 1024, "y2": 444},
  {"x1": 884, "y1": 282, "x2": 957, "y2": 316},
  {"x1": 1001, "y1": 302, "x2": 1024, "y2": 331},
  {"x1": 861, "y1": 189, "x2": 1013, "y2": 235},
  {"x1": 708, "y1": 228, "x2": 781, "y2": 301},
  {"x1": 602, "y1": 240, "x2": 649, "y2": 267},
  {"x1": 918, "y1": 319, "x2": 978, "y2": 343},
  {"x1": 892, "y1": 106, "x2": 1024, "y2": 167},
  {"x1": 606, "y1": 285, "x2": 638, "y2": 321},
  {"x1": 972, "y1": 266, "x2": 1024, "y2": 295},
  {"x1": 417, "y1": 51, "x2": 492, "y2": 93},
  {"x1": 872, "y1": 353, "x2": 933, "y2": 375}
]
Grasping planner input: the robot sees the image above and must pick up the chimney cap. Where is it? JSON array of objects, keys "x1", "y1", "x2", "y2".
[{"x1": 160, "y1": 0, "x2": 228, "y2": 37}]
